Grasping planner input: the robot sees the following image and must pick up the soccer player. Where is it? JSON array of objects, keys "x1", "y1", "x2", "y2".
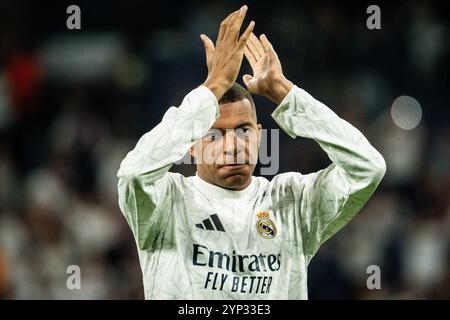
[{"x1": 117, "y1": 6, "x2": 386, "y2": 299}]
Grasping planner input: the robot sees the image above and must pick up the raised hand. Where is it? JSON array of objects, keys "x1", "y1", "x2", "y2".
[
  {"x1": 243, "y1": 33, "x2": 293, "y2": 104},
  {"x1": 201, "y1": 5, "x2": 255, "y2": 101}
]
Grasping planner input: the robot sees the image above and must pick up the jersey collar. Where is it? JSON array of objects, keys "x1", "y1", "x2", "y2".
[{"x1": 193, "y1": 172, "x2": 258, "y2": 200}]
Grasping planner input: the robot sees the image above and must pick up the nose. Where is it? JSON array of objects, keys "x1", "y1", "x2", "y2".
[{"x1": 223, "y1": 130, "x2": 238, "y2": 156}]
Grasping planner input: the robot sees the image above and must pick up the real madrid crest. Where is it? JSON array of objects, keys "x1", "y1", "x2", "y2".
[{"x1": 255, "y1": 210, "x2": 277, "y2": 239}]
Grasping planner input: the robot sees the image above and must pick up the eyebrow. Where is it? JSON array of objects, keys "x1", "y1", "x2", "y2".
[
  {"x1": 210, "y1": 121, "x2": 255, "y2": 131},
  {"x1": 235, "y1": 121, "x2": 254, "y2": 128}
]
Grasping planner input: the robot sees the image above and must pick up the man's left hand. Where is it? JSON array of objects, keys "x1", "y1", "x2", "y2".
[{"x1": 243, "y1": 33, "x2": 294, "y2": 104}]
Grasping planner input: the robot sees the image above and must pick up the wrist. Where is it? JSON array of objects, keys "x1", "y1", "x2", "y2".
[
  {"x1": 203, "y1": 78, "x2": 231, "y2": 101},
  {"x1": 267, "y1": 76, "x2": 294, "y2": 105}
]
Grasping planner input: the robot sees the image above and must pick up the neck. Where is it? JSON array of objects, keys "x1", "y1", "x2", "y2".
[{"x1": 193, "y1": 172, "x2": 257, "y2": 201}]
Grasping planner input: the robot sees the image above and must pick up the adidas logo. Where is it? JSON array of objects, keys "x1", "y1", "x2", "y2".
[{"x1": 195, "y1": 214, "x2": 226, "y2": 232}]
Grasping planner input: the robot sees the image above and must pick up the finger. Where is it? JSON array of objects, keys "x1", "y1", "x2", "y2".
[
  {"x1": 260, "y1": 33, "x2": 279, "y2": 62},
  {"x1": 238, "y1": 20, "x2": 255, "y2": 48},
  {"x1": 231, "y1": 5, "x2": 246, "y2": 26},
  {"x1": 260, "y1": 34, "x2": 274, "y2": 52},
  {"x1": 246, "y1": 33, "x2": 263, "y2": 59},
  {"x1": 228, "y1": 5, "x2": 248, "y2": 42},
  {"x1": 200, "y1": 34, "x2": 215, "y2": 67},
  {"x1": 244, "y1": 45, "x2": 257, "y2": 67},
  {"x1": 201, "y1": 34, "x2": 215, "y2": 51},
  {"x1": 249, "y1": 33, "x2": 265, "y2": 57},
  {"x1": 221, "y1": 8, "x2": 244, "y2": 44},
  {"x1": 217, "y1": 10, "x2": 240, "y2": 43}
]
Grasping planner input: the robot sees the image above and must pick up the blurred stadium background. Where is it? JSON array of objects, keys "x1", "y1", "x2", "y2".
[{"x1": 0, "y1": 0, "x2": 448, "y2": 299}]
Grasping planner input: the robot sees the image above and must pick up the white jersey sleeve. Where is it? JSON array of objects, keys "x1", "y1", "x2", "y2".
[
  {"x1": 117, "y1": 86, "x2": 219, "y2": 250},
  {"x1": 271, "y1": 85, "x2": 386, "y2": 262}
]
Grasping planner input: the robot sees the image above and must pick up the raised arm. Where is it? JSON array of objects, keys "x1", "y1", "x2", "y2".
[
  {"x1": 117, "y1": 6, "x2": 254, "y2": 250},
  {"x1": 244, "y1": 33, "x2": 386, "y2": 260}
]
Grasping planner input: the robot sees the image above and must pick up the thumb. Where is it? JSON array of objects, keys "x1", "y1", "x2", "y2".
[
  {"x1": 200, "y1": 34, "x2": 214, "y2": 56},
  {"x1": 242, "y1": 74, "x2": 254, "y2": 88}
]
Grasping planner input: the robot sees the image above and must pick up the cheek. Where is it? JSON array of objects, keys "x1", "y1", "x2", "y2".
[
  {"x1": 193, "y1": 141, "x2": 207, "y2": 156},
  {"x1": 242, "y1": 136, "x2": 259, "y2": 152},
  {"x1": 196, "y1": 141, "x2": 222, "y2": 164}
]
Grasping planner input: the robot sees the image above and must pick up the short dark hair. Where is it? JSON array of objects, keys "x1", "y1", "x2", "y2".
[{"x1": 219, "y1": 82, "x2": 255, "y2": 111}]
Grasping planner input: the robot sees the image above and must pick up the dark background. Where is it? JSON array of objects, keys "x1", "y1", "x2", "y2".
[{"x1": 0, "y1": 0, "x2": 448, "y2": 299}]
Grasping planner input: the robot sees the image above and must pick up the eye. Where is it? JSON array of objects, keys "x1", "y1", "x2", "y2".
[
  {"x1": 203, "y1": 134, "x2": 217, "y2": 142},
  {"x1": 203, "y1": 129, "x2": 223, "y2": 142},
  {"x1": 236, "y1": 127, "x2": 252, "y2": 137}
]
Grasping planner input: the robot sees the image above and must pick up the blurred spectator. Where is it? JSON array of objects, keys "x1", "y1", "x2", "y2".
[{"x1": 0, "y1": 247, "x2": 9, "y2": 298}]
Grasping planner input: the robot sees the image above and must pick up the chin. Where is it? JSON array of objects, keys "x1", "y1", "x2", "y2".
[
  {"x1": 215, "y1": 164, "x2": 254, "y2": 189},
  {"x1": 219, "y1": 172, "x2": 250, "y2": 190},
  {"x1": 224, "y1": 174, "x2": 246, "y2": 185}
]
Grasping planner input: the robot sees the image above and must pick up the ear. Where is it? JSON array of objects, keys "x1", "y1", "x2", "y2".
[
  {"x1": 190, "y1": 144, "x2": 196, "y2": 158},
  {"x1": 257, "y1": 124, "x2": 262, "y2": 147}
]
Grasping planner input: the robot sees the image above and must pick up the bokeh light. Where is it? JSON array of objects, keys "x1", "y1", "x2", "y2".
[{"x1": 391, "y1": 96, "x2": 423, "y2": 130}]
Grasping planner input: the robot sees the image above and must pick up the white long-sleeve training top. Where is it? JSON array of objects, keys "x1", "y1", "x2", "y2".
[{"x1": 117, "y1": 85, "x2": 386, "y2": 299}]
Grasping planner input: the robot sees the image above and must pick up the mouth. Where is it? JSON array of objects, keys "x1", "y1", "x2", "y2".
[{"x1": 219, "y1": 163, "x2": 248, "y2": 170}]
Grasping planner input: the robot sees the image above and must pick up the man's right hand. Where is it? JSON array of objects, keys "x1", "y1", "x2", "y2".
[{"x1": 201, "y1": 5, "x2": 255, "y2": 101}]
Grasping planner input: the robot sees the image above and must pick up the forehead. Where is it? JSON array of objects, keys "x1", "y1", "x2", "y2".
[{"x1": 213, "y1": 99, "x2": 256, "y2": 129}]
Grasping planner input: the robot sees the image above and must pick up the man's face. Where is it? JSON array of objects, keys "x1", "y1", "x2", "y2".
[{"x1": 191, "y1": 98, "x2": 261, "y2": 191}]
